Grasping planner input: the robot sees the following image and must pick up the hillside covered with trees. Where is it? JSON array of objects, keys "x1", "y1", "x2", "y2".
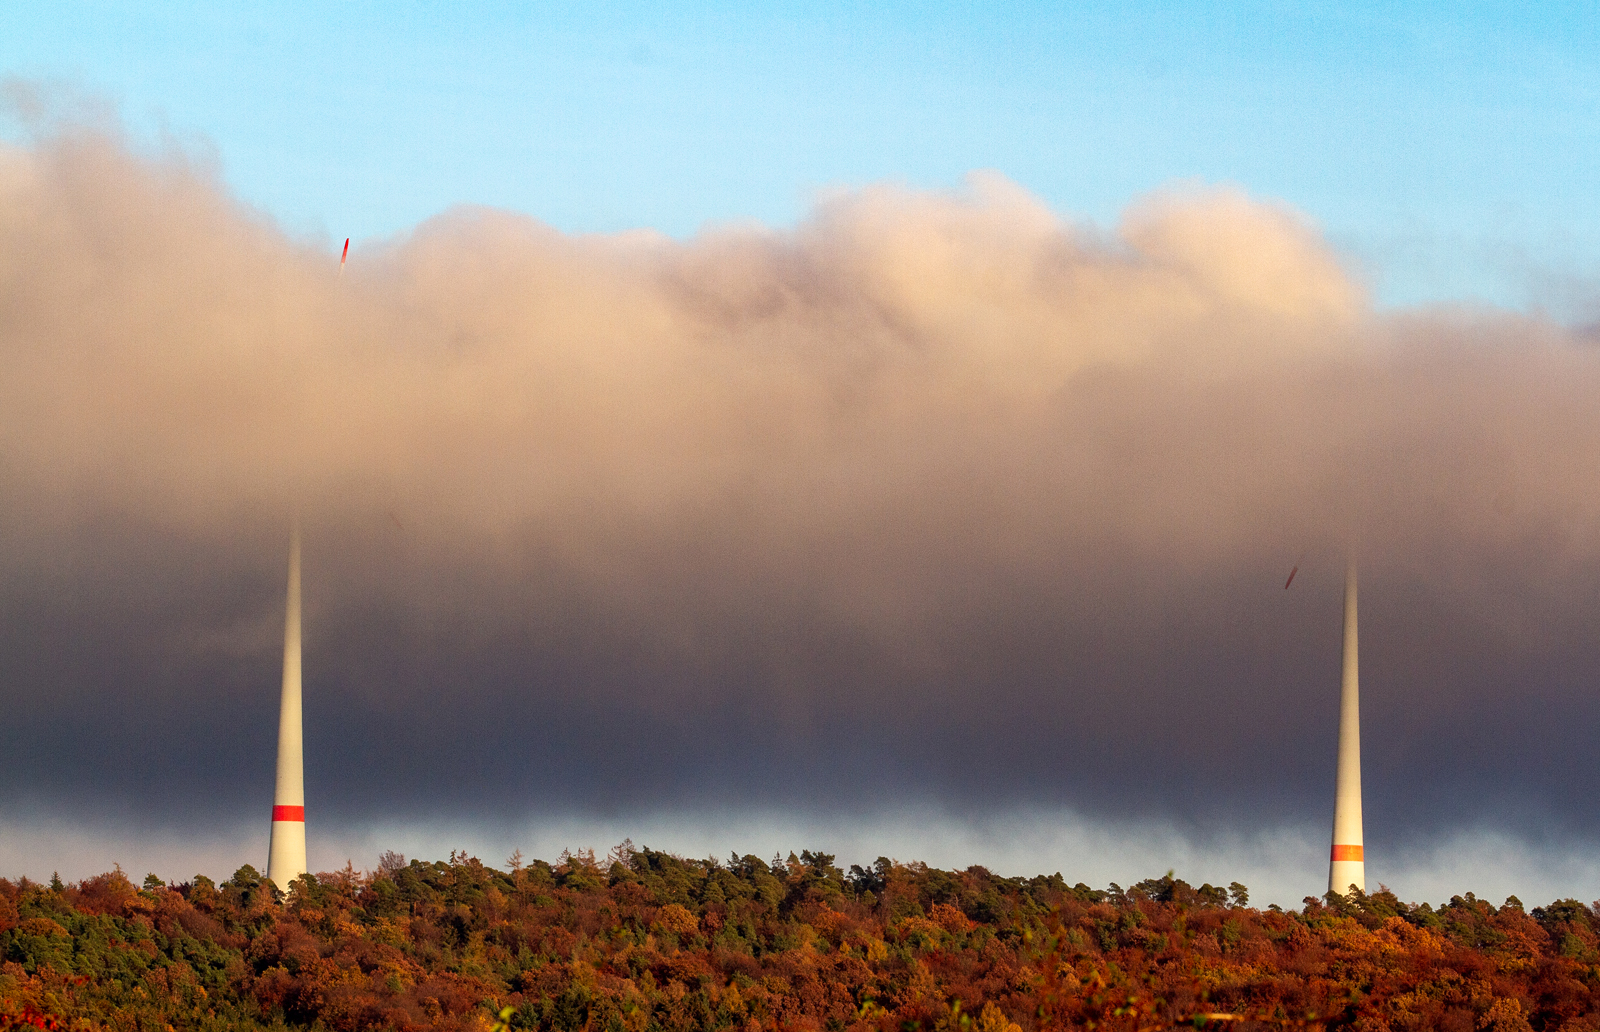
[{"x1": 2, "y1": 845, "x2": 1598, "y2": 1031}]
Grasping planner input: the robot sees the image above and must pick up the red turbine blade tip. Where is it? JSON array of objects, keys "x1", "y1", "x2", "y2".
[
  {"x1": 1284, "y1": 566, "x2": 1298, "y2": 589},
  {"x1": 341, "y1": 238, "x2": 350, "y2": 261}
]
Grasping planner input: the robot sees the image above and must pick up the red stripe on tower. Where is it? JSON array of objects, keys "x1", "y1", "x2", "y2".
[
  {"x1": 1330, "y1": 844, "x2": 1363, "y2": 862},
  {"x1": 272, "y1": 805, "x2": 305, "y2": 823}
]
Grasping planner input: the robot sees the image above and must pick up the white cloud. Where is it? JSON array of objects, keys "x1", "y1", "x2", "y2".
[{"x1": 6, "y1": 809, "x2": 1596, "y2": 911}]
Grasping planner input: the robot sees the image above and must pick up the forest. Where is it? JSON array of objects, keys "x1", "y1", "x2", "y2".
[{"x1": 3, "y1": 844, "x2": 1598, "y2": 1031}]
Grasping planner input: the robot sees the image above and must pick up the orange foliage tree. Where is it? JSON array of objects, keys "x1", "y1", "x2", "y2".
[{"x1": 1, "y1": 853, "x2": 1596, "y2": 1031}]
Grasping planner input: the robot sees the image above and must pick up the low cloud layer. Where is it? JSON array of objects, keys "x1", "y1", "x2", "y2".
[
  {"x1": 4, "y1": 120, "x2": 1600, "y2": 883},
  {"x1": 11, "y1": 810, "x2": 1600, "y2": 911}
]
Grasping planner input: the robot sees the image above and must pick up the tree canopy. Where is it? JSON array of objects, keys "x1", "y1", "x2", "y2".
[{"x1": 1, "y1": 847, "x2": 1595, "y2": 1031}]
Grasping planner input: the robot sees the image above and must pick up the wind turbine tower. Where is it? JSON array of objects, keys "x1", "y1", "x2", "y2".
[
  {"x1": 266, "y1": 525, "x2": 307, "y2": 890},
  {"x1": 1328, "y1": 560, "x2": 1365, "y2": 895}
]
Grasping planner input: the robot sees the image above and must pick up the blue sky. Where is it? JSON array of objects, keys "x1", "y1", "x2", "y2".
[
  {"x1": 5, "y1": 2, "x2": 1598, "y2": 312},
  {"x1": 11, "y1": 3, "x2": 1600, "y2": 902}
]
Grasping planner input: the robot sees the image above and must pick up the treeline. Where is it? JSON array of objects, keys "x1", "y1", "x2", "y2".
[{"x1": 2, "y1": 844, "x2": 1599, "y2": 1031}]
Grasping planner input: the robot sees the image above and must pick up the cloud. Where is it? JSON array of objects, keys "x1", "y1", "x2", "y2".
[
  {"x1": 7, "y1": 810, "x2": 1598, "y2": 913},
  {"x1": 3, "y1": 117, "x2": 1600, "y2": 880}
]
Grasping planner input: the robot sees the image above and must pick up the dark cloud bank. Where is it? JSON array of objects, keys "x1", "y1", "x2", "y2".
[{"x1": 4, "y1": 122, "x2": 1600, "y2": 877}]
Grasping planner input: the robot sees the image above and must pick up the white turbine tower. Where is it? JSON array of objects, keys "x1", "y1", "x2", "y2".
[
  {"x1": 1328, "y1": 560, "x2": 1365, "y2": 895},
  {"x1": 266, "y1": 524, "x2": 307, "y2": 891}
]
